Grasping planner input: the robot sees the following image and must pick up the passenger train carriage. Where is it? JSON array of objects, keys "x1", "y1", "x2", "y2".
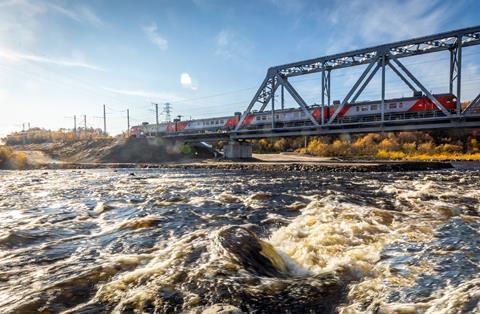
[{"x1": 131, "y1": 93, "x2": 457, "y2": 137}]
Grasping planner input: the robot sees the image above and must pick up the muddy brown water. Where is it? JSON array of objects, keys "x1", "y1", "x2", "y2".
[{"x1": 0, "y1": 168, "x2": 479, "y2": 313}]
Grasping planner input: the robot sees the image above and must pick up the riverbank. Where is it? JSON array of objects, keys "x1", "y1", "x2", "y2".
[
  {"x1": 26, "y1": 158, "x2": 457, "y2": 172},
  {"x1": 4, "y1": 141, "x2": 480, "y2": 172}
]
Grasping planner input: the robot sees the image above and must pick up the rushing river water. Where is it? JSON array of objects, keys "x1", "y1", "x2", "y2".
[{"x1": 0, "y1": 168, "x2": 479, "y2": 313}]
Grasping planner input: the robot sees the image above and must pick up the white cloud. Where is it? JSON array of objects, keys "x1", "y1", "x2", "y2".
[
  {"x1": 324, "y1": 0, "x2": 450, "y2": 53},
  {"x1": 0, "y1": 48, "x2": 103, "y2": 70},
  {"x1": 0, "y1": 0, "x2": 104, "y2": 28},
  {"x1": 103, "y1": 87, "x2": 184, "y2": 102},
  {"x1": 281, "y1": 0, "x2": 475, "y2": 104},
  {"x1": 180, "y1": 72, "x2": 198, "y2": 90},
  {"x1": 0, "y1": 0, "x2": 105, "y2": 70},
  {"x1": 143, "y1": 23, "x2": 168, "y2": 51},
  {"x1": 215, "y1": 29, "x2": 253, "y2": 60}
]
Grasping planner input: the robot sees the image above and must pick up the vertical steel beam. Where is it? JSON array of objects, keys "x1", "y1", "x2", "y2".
[
  {"x1": 390, "y1": 56, "x2": 451, "y2": 116},
  {"x1": 259, "y1": 78, "x2": 280, "y2": 112},
  {"x1": 327, "y1": 70, "x2": 331, "y2": 106},
  {"x1": 449, "y1": 48, "x2": 454, "y2": 94},
  {"x1": 271, "y1": 78, "x2": 275, "y2": 129},
  {"x1": 327, "y1": 56, "x2": 380, "y2": 124},
  {"x1": 381, "y1": 55, "x2": 386, "y2": 122},
  {"x1": 321, "y1": 70, "x2": 325, "y2": 125},
  {"x1": 277, "y1": 75, "x2": 319, "y2": 126},
  {"x1": 281, "y1": 84, "x2": 284, "y2": 111},
  {"x1": 456, "y1": 35, "x2": 462, "y2": 115}
]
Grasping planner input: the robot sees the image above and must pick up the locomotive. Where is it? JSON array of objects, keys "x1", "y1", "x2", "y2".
[{"x1": 131, "y1": 93, "x2": 457, "y2": 137}]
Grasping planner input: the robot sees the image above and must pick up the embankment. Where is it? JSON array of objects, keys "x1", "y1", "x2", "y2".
[
  {"x1": 10, "y1": 137, "x2": 213, "y2": 165},
  {"x1": 5, "y1": 139, "x2": 474, "y2": 172}
]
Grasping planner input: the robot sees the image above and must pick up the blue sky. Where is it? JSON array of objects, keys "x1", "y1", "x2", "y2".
[{"x1": 0, "y1": 0, "x2": 479, "y2": 136}]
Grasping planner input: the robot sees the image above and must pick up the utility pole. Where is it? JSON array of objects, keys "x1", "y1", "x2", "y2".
[
  {"x1": 154, "y1": 103, "x2": 159, "y2": 135},
  {"x1": 27, "y1": 122, "x2": 30, "y2": 130},
  {"x1": 127, "y1": 109, "x2": 130, "y2": 137},
  {"x1": 103, "y1": 104, "x2": 107, "y2": 135},
  {"x1": 73, "y1": 115, "x2": 77, "y2": 138},
  {"x1": 22, "y1": 123, "x2": 26, "y2": 145},
  {"x1": 84, "y1": 115, "x2": 87, "y2": 131}
]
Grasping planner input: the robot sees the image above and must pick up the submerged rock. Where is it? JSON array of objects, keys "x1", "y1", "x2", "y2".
[{"x1": 216, "y1": 226, "x2": 287, "y2": 277}]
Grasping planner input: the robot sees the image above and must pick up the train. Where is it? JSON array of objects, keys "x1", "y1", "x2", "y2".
[{"x1": 130, "y1": 93, "x2": 457, "y2": 137}]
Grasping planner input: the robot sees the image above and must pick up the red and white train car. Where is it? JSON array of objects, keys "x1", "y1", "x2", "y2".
[{"x1": 131, "y1": 93, "x2": 457, "y2": 136}]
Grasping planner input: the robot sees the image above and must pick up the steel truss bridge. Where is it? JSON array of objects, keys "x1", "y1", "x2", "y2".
[{"x1": 168, "y1": 26, "x2": 480, "y2": 142}]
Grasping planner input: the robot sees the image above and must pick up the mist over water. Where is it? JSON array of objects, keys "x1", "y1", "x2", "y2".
[{"x1": 0, "y1": 168, "x2": 479, "y2": 313}]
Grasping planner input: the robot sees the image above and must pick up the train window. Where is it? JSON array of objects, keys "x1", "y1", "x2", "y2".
[
  {"x1": 220, "y1": 120, "x2": 224, "y2": 124},
  {"x1": 361, "y1": 106, "x2": 368, "y2": 111},
  {"x1": 356, "y1": 106, "x2": 360, "y2": 112},
  {"x1": 399, "y1": 103, "x2": 403, "y2": 108},
  {"x1": 275, "y1": 115, "x2": 280, "y2": 119},
  {"x1": 256, "y1": 116, "x2": 260, "y2": 120},
  {"x1": 389, "y1": 103, "x2": 397, "y2": 109},
  {"x1": 371, "y1": 104, "x2": 378, "y2": 110},
  {"x1": 262, "y1": 116, "x2": 266, "y2": 120}
]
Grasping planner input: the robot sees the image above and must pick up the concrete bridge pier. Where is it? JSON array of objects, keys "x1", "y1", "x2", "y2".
[{"x1": 224, "y1": 140, "x2": 252, "y2": 159}]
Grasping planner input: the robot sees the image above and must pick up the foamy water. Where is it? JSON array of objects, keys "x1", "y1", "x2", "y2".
[{"x1": 0, "y1": 168, "x2": 478, "y2": 313}]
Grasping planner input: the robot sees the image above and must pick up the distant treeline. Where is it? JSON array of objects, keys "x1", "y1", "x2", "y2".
[
  {"x1": 3, "y1": 127, "x2": 111, "y2": 145},
  {"x1": 248, "y1": 130, "x2": 480, "y2": 160}
]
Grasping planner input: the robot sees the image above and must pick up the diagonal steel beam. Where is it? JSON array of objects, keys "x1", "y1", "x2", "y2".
[
  {"x1": 390, "y1": 56, "x2": 451, "y2": 116},
  {"x1": 462, "y1": 92, "x2": 480, "y2": 114},
  {"x1": 351, "y1": 63, "x2": 381, "y2": 103},
  {"x1": 259, "y1": 78, "x2": 280, "y2": 112},
  {"x1": 277, "y1": 75, "x2": 319, "y2": 126},
  {"x1": 234, "y1": 75, "x2": 270, "y2": 131},
  {"x1": 327, "y1": 56, "x2": 380, "y2": 124},
  {"x1": 387, "y1": 60, "x2": 418, "y2": 93}
]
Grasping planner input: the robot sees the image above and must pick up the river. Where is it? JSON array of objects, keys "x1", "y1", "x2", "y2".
[{"x1": 0, "y1": 168, "x2": 478, "y2": 313}]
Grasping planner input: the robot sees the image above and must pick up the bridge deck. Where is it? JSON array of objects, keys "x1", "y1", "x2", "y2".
[{"x1": 163, "y1": 114, "x2": 480, "y2": 142}]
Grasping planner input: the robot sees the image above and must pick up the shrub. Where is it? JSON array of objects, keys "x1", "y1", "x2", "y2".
[
  {"x1": 273, "y1": 138, "x2": 287, "y2": 152},
  {"x1": 376, "y1": 150, "x2": 407, "y2": 160},
  {"x1": 0, "y1": 146, "x2": 28, "y2": 169}
]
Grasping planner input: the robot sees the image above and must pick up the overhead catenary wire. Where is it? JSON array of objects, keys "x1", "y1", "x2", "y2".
[{"x1": 3, "y1": 47, "x2": 480, "y2": 131}]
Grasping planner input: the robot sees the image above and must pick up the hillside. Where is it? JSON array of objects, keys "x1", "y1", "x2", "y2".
[{"x1": 12, "y1": 137, "x2": 214, "y2": 165}]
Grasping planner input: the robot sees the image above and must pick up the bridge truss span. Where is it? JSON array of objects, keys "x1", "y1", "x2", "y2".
[{"x1": 234, "y1": 25, "x2": 480, "y2": 136}]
